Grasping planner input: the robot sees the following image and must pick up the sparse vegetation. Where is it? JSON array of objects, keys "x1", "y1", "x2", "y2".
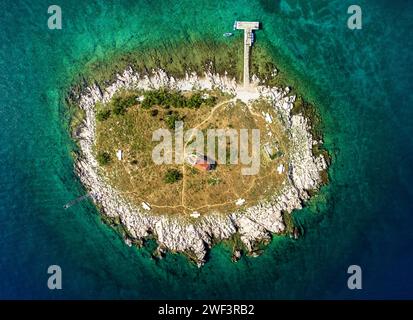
[
  {"x1": 94, "y1": 93, "x2": 290, "y2": 216},
  {"x1": 207, "y1": 176, "x2": 221, "y2": 186}
]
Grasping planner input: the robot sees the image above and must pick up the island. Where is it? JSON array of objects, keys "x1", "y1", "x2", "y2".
[{"x1": 68, "y1": 22, "x2": 329, "y2": 266}]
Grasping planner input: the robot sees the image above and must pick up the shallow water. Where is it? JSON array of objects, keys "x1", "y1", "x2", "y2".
[{"x1": 0, "y1": 0, "x2": 412, "y2": 299}]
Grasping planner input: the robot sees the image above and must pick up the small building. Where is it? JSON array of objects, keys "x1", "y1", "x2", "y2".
[{"x1": 186, "y1": 153, "x2": 216, "y2": 171}]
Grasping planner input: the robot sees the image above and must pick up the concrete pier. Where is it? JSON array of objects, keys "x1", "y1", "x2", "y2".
[{"x1": 234, "y1": 21, "x2": 260, "y2": 87}]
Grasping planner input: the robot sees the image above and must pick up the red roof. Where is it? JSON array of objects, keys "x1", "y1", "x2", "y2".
[
  {"x1": 194, "y1": 162, "x2": 211, "y2": 171},
  {"x1": 187, "y1": 153, "x2": 215, "y2": 171}
]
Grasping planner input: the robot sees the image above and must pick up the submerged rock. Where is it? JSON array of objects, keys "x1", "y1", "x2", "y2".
[{"x1": 232, "y1": 250, "x2": 242, "y2": 262}]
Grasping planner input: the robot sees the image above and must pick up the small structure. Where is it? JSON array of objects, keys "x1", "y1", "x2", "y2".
[
  {"x1": 141, "y1": 201, "x2": 151, "y2": 211},
  {"x1": 277, "y1": 164, "x2": 285, "y2": 174},
  {"x1": 263, "y1": 142, "x2": 279, "y2": 159},
  {"x1": 264, "y1": 113, "x2": 273, "y2": 124},
  {"x1": 63, "y1": 193, "x2": 91, "y2": 210},
  {"x1": 190, "y1": 211, "x2": 201, "y2": 218},
  {"x1": 186, "y1": 153, "x2": 216, "y2": 171},
  {"x1": 235, "y1": 198, "x2": 246, "y2": 206},
  {"x1": 116, "y1": 150, "x2": 123, "y2": 161}
]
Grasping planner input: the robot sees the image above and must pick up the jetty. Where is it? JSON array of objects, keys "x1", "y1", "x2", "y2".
[
  {"x1": 63, "y1": 193, "x2": 92, "y2": 209},
  {"x1": 234, "y1": 21, "x2": 260, "y2": 87}
]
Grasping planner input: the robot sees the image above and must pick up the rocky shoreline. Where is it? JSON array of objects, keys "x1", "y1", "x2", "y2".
[{"x1": 72, "y1": 67, "x2": 327, "y2": 266}]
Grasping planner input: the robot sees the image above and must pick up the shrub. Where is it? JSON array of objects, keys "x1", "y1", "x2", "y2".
[
  {"x1": 141, "y1": 92, "x2": 157, "y2": 109},
  {"x1": 150, "y1": 109, "x2": 159, "y2": 117},
  {"x1": 164, "y1": 169, "x2": 182, "y2": 184},
  {"x1": 207, "y1": 177, "x2": 221, "y2": 186},
  {"x1": 187, "y1": 93, "x2": 203, "y2": 109},
  {"x1": 141, "y1": 89, "x2": 188, "y2": 109},
  {"x1": 96, "y1": 109, "x2": 111, "y2": 121},
  {"x1": 205, "y1": 96, "x2": 217, "y2": 107},
  {"x1": 97, "y1": 151, "x2": 111, "y2": 166},
  {"x1": 110, "y1": 89, "x2": 216, "y2": 114},
  {"x1": 112, "y1": 94, "x2": 138, "y2": 115},
  {"x1": 165, "y1": 112, "x2": 183, "y2": 129},
  {"x1": 169, "y1": 91, "x2": 186, "y2": 108}
]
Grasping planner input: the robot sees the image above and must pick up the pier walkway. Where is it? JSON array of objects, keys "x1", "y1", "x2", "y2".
[
  {"x1": 63, "y1": 193, "x2": 92, "y2": 209},
  {"x1": 234, "y1": 21, "x2": 260, "y2": 87}
]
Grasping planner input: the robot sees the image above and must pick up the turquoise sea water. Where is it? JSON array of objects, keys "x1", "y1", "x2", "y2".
[{"x1": 0, "y1": 0, "x2": 412, "y2": 299}]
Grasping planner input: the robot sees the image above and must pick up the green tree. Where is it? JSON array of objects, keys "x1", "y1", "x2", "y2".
[
  {"x1": 97, "y1": 151, "x2": 111, "y2": 166},
  {"x1": 165, "y1": 112, "x2": 183, "y2": 129},
  {"x1": 187, "y1": 93, "x2": 203, "y2": 109},
  {"x1": 150, "y1": 109, "x2": 159, "y2": 117},
  {"x1": 164, "y1": 169, "x2": 182, "y2": 184},
  {"x1": 205, "y1": 96, "x2": 217, "y2": 107},
  {"x1": 96, "y1": 109, "x2": 111, "y2": 121},
  {"x1": 112, "y1": 94, "x2": 138, "y2": 115}
]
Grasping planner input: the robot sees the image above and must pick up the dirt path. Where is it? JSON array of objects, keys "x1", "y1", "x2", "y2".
[{"x1": 181, "y1": 99, "x2": 234, "y2": 209}]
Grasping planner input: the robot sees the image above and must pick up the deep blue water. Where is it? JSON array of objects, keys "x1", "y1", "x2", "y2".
[{"x1": 0, "y1": 0, "x2": 412, "y2": 299}]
